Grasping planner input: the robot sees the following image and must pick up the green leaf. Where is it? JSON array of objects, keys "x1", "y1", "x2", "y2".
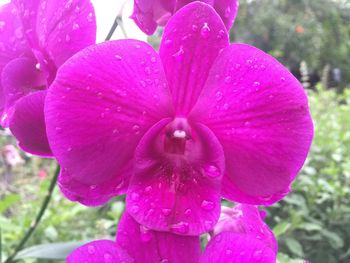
[
  {"x1": 285, "y1": 238, "x2": 304, "y2": 258},
  {"x1": 273, "y1": 221, "x2": 291, "y2": 237},
  {"x1": 0, "y1": 194, "x2": 20, "y2": 214},
  {"x1": 14, "y1": 241, "x2": 91, "y2": 260}
]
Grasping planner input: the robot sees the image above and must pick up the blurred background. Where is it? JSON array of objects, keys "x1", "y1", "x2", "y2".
[{"x1": 1, "y1": 0, "x2": 350, "y2": 262}]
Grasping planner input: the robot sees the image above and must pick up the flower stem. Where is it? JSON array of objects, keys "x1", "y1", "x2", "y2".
[{"x1": 4, "y1": 165, "x2": 60, "y2": 263}]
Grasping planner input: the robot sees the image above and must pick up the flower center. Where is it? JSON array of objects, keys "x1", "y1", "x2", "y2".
[{"x1": 164, "y1": 118, "x2": 191, "y2": 155}]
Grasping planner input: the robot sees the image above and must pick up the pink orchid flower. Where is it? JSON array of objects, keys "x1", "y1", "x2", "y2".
[
  {"x1": 68, "y1": 205, "x2": 276, "y2": 262},
  {"x1": 45, "y1": 2, "x2": 313, "y2": 235},
  {"x1": 0, "y1": 0, "x2": 96, "y2": 156},
  {"x1": 132, "y1": 0, "x2": 239, "y2": 35}
]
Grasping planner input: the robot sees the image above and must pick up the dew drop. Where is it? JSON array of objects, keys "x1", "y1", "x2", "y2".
[
  {"x1": 204, "y1": 165, "x2": 220, "y2": 178},
  {"x1": 191, "y1": 24, "x2": 198, "y2": 32},
  {"x1": 132, "y1": 125, "x2": 140, "y2": 134},
  {"x1": 200, "y1": 22, "x2": 210, "y2": 38},
  {"x1": 114, "y1": 54, "x2": 122, "y2": 61},
  {"x1": 201, "y1": 200, "x2": 214, "y2": 211},
  {"x1": 204, "y1": 220, "x2": 213, "y2": 229},
  {"x1": 253, "y1": 81, "x2": 260, "y2": 87},
  {"x1": 87, "y1": 245, "x2": 95, "y2": 254},
  {"x1": 170, "y1": 221, "x2": 189, "y2": 234},
  {"x1": 224, "y1": 7, "x2": 231, "y2": 18},
  {"x1": 253, "y1": 250, "x2": 263, "y2": 260},
  {"x1": 89, "y1": 185, "x2": 97, "y2": 190},
  {"x1": 35, "y1": 63, "x2": 41, "y2": 70},
  {"x1": 139, "y1": 80, "x2": 146, "y2": 87},
  {"x1": 172, "y1": 46, "x2": 184, "y2": 61},
  {"x1": 65, "y1": 34, "x2": 70, "y2": 42},
  {"x1": 185, "y1": 209, "x2": 192, "y2": 216},
  {"x1": 144, "y1": 186, "x2": 152, "y2": 193},
  {"x1": 280, "y1": 76, "x2": 286, "y2": 82},
  {"x1": 0, "y1": 21, "x2": 6, "y2": 32},
  {"x1": 150, "y1": 56, "x2": 156, "y2": 63},
  {"x1": 224, "y1": 76, "x2": 231, "y2": 84},
  {"x1": 104, "y1": 253, "x2": 113, "y2": 262},
  {"x1": 139, "y1": 225, "x2": 153, "y2": 242},
  {"x1": 144, "y1": 66, "x2": 151, "y2": 75},
  {"x1": 87, "y1": 12, "x2": 93, "y2": 22},
  {"x1": 162, "y1": 208, "x2": 171, "y2": 216},
  {"x1": 215, "y1": 91, "x2": 223, "y2": 101},
  {"x1": 160, "y1": 259, "x2": 169, "y2": 263},
  {"x1": 130, "y1": 205, "x2": 140, "y2": 213},
  {"x1": 72, "y1": 23, "x2": 79, "y2": 30}
]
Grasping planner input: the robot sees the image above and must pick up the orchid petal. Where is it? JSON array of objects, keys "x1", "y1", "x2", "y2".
[
  {"x1": 117, "y1": 212, "x2": 200, "y2": 263},
  {"x1": 14, "y1": 0, "x2": 96, "y2": 67},
  {"x1": 213, "y1": 0, "x2": 239, "y2": 29},
  {"x1": 0, "y1": 3, "x2": 29, "y2": 115},
  {"x1": 191, "y1": 43, "x2": 313, "y2": 205},
  {"x1": 45, "y1": 40, "x2": 173, "y2": 206},
  {"x1": 1, "y1": 56, "x2": 46, "y2": 120},
  {"x1": 213, "y1": 205, "x2": 277, "y2": 253},
  {"x1": 67, "y1": 240, "x2": 133, "y2": 263},
  {"x1": 9, "y1": 90, "x2": 51, "y2": 156},
  {"x1": 159, "y1": 1, "x2": 229, "y2": 115},
  {"x1": 131, "y1": 0, "x2": 158, "y2": 35},
  {"x1": 126, "y1": 118, "x2": 225, "y2": 235},
  {"x1": 200, "y1": 232, "x2": 276, "y2": 263}
]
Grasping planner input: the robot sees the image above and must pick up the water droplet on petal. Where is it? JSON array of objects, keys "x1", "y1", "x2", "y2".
[
  {"x1": 104, "y1": 253, "x2": 113, "y2": 262},
  {"x1": 280, "y1": 76, "x2": 286, "y2": 82},
  {"x1": 204, "y1": 165, "x2": 221, "y2": 178},
  {"x1": 200, "y1": 22, "x2": 210, "y2": 38},
  {"x1": 172, "y1": 46, "x2": 184, "y2": 61},
  {"x1": 224, "y1": 7, "x2": 231, "y2": 18},
  {"x1": 65, "y1": 34, "x2": 70, "y2": 42},
  {"x1": 224, "y1": 76, "x2": 231, "y2": 84},
  {"x1": 204, "y1": 220, "x2": 213, "y2": 229},
  {"x1": 144, "y1": 66, "x2": 151, "y2": 75},
  {"x1": 215, "y1": 91, "x2": 223, "y2": 101},
  {"x1": 160, "y1": 259, "x2": 169, "y2": 263},
  {"x1": 72, "y1": 23, "x2": 79, "y2": 30},
  {"x1": 170, "y1": 221, "x2": 189, "y2": 234},
  {"x1": 130, "y1": 205, "x2": 140, "y2": 213},
  {"x1": 114, "y1": 54, "x2": 122, "y2": 61},
  {"x1": 253, "y1": 250, "x2": 263, "y2": 260},
  {"x1": 139, "y1": 225, "x2": 153, "y2": 242},
  {"x1": 144, "y1": 186, "x2": 152, "y2": 193},
  {"x1": 162, "y1": 208, "x2": 171, "y2": 216},
  {"x1": 185, "y1": 209, "x2": 192, "y2": 216},
  {"x1": 87, "y1": 245, "x2": 95, "y2": 254},
  {"x1": 132, "y1": 125, "x2": 140, "y2": 134},
  {"x1": 201, "y1": 200, "x2": 214, "y2": 211},
  {"x1": 253, "y1": 81, "x2": 260, "y2": 87},
  {"x1": 191, "y1": 24, "x2": 198, "y2": 32}
]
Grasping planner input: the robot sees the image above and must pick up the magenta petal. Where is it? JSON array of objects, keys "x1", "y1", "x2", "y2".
[
  {"x1": 45, "y1": 40, "x2": 173, "y2": 206},
  {"x1": 191, "y1": 43, "x2": 314, "y2": 205},
  {"x1": 58, "y1": 162, "x2": 132, "y2": 206},
  {"x1": 14, "y1": 0, "x2": 96, "y2": 67},
  {"x1": 131, "y1": 0, "x2": 158, "y2": 35},
  {"x1": 213, "y1": 205, "x2": 277, "y2": 253},
  {"x1": 0, "y1": 3, "x2": 28, "y2": 63},
  {"x1": 159, "y1": 1, "x2": 229, "y2": 115},
  {"x1": 67, "y1": 240, "x2": 133, "y2": 263},
  {"x1": 126, "y1": 118, "x2": 225, "y2": 235},
  {"x1": 37, "y1": 0, "x2": 96, "y2": 67},
  {"x1": 117, "y1": 212, "x2": 200, "y2": 263},
  {"x1": 9, "y1": 90, "x2": 51, "y2": 156},
  {"x1": 213, "y1": 0, "x2": 239, "y2": 29},
  {"x1": 1, "y1": 56, "x2": 46, "y2": 112},
  {"x1": 200, "y1": 232, "x2": 276, "y2": 263}
]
